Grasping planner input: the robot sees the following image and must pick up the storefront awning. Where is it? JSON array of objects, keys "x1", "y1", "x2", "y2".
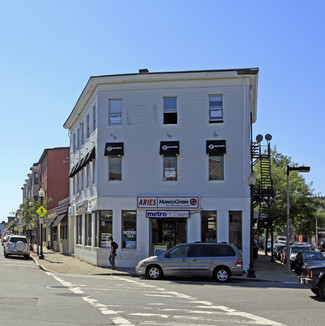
[
  {"x1": 69, "y1": 147, "x2": 96, "y2": 178},
  {"x1": 160, "y1": 141, "x2": 180, "y2": 155},
  {"x1": 206, "y1": 140, "x2": 226, "y2": 155},
  {"x1": 51, "y1": 214, "x2": 67, "y2": 228},
  {"x1": 104, "y1": 142, "x2": 124, "y2": 156}
]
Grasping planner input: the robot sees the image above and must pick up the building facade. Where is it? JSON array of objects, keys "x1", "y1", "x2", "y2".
[{"x1": 64, "y1": 68, "x2": 258, "y2": 270}]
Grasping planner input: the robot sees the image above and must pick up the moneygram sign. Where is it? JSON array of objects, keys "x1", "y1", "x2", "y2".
[{"x1": 137, "y1": 196, "x2": 199, "y2": 209}]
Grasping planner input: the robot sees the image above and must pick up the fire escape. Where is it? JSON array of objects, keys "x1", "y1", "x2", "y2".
[{"x1": 251, "y1": 134, "x2": 274, "y2": 227}]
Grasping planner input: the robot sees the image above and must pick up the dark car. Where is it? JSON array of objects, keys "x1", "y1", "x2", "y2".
[
  {"x1": 294, "y1": 251, "x2": 325, "y2": 275},
  {"x1": 299, "y1": 264, "x2": 325, "y2": 298},
  {"x1": 274, "y1": 243, "x2": 286, "y2": 261},
  {"x1": 281, "y1": 245, "x2": 312, "y2": 268}
]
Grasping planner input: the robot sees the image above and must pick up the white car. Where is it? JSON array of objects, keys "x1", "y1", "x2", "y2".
[{"x1": 4, "y1": 235, "x2": 30, "y2": 259}]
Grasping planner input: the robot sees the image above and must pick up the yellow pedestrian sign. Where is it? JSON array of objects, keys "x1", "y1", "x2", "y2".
[{"x1": 37, "y1": 205, "x2": 47, "y2": 217}]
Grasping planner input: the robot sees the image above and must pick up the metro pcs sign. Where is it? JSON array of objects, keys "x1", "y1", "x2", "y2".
[{"x1": 137, "y1": 196, "x2": 199, "y2": 209}]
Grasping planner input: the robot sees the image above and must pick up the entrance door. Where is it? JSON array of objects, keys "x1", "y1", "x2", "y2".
[{"x1": 151, "y1": 218, "x2": 187, "y2": 251}]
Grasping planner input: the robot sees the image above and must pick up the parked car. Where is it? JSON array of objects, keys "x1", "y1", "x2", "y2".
[
  {"x1": 135, "y1": 242, "x2": 244, "y2": 282},
  {"x1": 276, "y1": 236, "x2": 287, "y2": 244},
  {"x1": 281, "y1": 245, "x2": 312, "y2": 268},
  {"x1": 3, "y1": 235, "x2": 30, "y2": 259},
  {"x1": 274, "y1": 243, "x2": 286, "y2": 260},
  {"x1": 320, "y1": 241, "x2": 325, "y2": 252},
  {"x1": 294, "y1": 251, "x2": 325, "y2": 275},
  {"x1": 299, "y1": 264, "x2": 325, "y2": 298}
]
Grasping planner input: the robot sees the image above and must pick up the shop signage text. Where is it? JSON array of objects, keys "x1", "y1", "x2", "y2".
[
  {"x1": 137, "y1": 196, "x2": 199, "y2": 209},
  {"x1": 146, "y1": 211, "x2": 190, "y2": 218}
]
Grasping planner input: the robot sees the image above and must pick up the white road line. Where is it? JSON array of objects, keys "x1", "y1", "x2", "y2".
[
  {"x1": 113, "y1": 276, "x2": 288, "y2": 326},
  {"x1": 46, "y1": 272, "x2": 134, "y2": 326}
]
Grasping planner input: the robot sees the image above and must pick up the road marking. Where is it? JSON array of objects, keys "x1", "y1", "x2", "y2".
[
  {"x1": 46, "y1": 272, "x2": 134, "y2": 326},
  {"x1": 113, "y1": 276, "x2": 288, "y2": 326}
]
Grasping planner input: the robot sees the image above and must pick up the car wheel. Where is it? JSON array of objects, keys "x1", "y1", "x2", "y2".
[
  {"x1": 146, "y1": 265, "x2": 163, "y2": 280},
  {"x1": 4, "y1": 253, "x2": 8, "y2": 258},
  {"x1": 214, "y1": 267, "x2": 230, "y2": 282},
  {"x1": 311, "y1": 288, "x2": 319, "y2": 296},
  {"x1": 317, "y1": 279, "x2": 325, "y2": 299}
]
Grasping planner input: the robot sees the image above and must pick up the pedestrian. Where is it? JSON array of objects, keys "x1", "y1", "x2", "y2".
[{"x1": 109, "y1": 237, "x2": 118, "y2": 269}]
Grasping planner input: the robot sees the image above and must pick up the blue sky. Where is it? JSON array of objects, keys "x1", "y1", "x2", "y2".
[{"x1": 0, "y1": 0, "x2": 324, "y2": 219}]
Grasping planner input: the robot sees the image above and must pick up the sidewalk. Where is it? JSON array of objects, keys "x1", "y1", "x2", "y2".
[{"x1": 31, "y1": 247, "x2": 300, "y2": 283}]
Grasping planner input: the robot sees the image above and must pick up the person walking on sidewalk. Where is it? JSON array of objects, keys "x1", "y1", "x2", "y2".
[{"x1": 109, "y1": 237, "x2": 118, "y2": 270}]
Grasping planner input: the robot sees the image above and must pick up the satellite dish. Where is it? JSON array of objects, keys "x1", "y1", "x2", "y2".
[
  {"x1": 256, "y1": 134, "x2": 263, "y2": 142},
  {"x1": 265, "y1": 134, "x2": 272, "y2": 141}
]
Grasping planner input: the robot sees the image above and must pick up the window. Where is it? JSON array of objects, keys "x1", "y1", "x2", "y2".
[
  {"x1": 92, "y1": 159, "x2": 96, "y2": 184},
  {"x1": 34, "y1": 172, "x2": 39, "y2": 185},
  {"x1": 109, "y1": 99, "x2": 122, "y2": 126},
  {"x1": 93, "y1": 106, "x2": 96, "y2": 131},
  {"x1": 201, "y1": 211, "x2": 217, "y2": 242},
  {"x1": 167, "y1": 245, "x2": 188, "y2": 258},
  {"x1": 229, "y1": 211, "x2": 242, "y2": 250},
  {"x1": 209, "y1": 156, "x2": 224, "y2": 180},
  {"x1": 73, "y1": 133, "x2": 76, "y2": 153},
  {"x1": 164, "y1": 97, "x2": 177, "y2": 124},
  {"x1": 81, "y1": 122, "x2": 84, "y2": 146},
  {"x1": 86, "y1": 114, "x2": 90, "y2": 139},
  {"x1": 209, "y1": 95, "x2": 223, "y2": 123},
  {"x1": 53, "y1": 226, "x2": 58, "y2": 241},
  {"x1": 76, "y1": 215, "x2": 82, "y2": 244},
  {"x1": 81, "y1": 170, "x2": 84, "y2": 191},
  {"x1": 108, "y1": 156, "x2": 122, "y2": 181},
  {"x1": 100, "y1": 211, "x2": 112, "y2": 248},
  {"x1": 85, "y1": 214, "x2": 92, "y2": 246},
  {"x1": 122, "y1": 211, "x2": 137, "y2": 249},
  {"x1": 77, "y1": 128, "x2": 80, "y2": 150},
  {"x1": 163, "y1": 155, "x2": 177, "y2": 181},
  {"x1": 86, "y1": 165, "x2": 90, "y2": 188}
]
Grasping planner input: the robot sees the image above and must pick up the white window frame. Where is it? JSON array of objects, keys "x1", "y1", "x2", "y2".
[
  {"x1": 109, "y1": 99, "x2": 122, "y2": 126},
  {"x1": 209, "y1": 95, "x2": 223, "y2": 123},
  {"x1": 163, "y1": 96, "x2": 177, "y2": 125}
]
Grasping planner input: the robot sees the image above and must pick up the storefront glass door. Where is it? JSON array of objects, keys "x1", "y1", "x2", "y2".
[{"x1": 151, "y1": 218, "x2": 187, "y2": 252}]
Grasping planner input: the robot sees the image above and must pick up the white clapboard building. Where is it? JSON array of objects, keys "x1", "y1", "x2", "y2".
[{"x1": 63, "y1": 68, "x2": 259, "y2": 270}]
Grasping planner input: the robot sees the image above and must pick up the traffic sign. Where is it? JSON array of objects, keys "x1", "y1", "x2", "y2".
[{"x1": 36, "y1": 206, "x2": 47, "y2": 217}]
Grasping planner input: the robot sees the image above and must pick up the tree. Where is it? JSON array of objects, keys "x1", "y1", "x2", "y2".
[{"x1": 255, "y1": 147, "x2": 324, "y2": 242}]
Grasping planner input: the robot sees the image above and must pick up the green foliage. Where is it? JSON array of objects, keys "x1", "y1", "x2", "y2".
[{"x1": 254, "y1": 146, "x2": 324, "y2": 240}]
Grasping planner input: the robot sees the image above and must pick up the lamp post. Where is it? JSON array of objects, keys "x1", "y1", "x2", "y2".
[
  {"x1": 247, "y1": 173, "x2": 257, "y2": 278},
  {"x1": 28, "y1": 201, "x2": 33, "y2": 251},
  {"x1": 38, "y1": 188, "x2": 45, "y2": 260},
  {"x1": 286, "y1": 165, "x2": 310, "y2": 274}
]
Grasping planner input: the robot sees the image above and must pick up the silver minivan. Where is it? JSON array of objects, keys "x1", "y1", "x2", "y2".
[{"x1": 135, "y1": 242, "x2": 244, "y2": 282}]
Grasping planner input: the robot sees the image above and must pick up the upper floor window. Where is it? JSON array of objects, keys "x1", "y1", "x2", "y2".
[
  {"x1": 109, "y1": 99, "x2": 122, "y2": 126},
  {"x1": 34, "y1": 172, "x2": 39, "y2": 185},
  {"x1": 86, "y1": 114, "x2": 90, "y2": 139},
  {"x1": 108, "y1": 156, "x2": 122, "y2": 181},
  {"x1": 160, "y1": 141, "x2": 179, "y2": 181},
  {"x1": 93, "y1": 106, "x2": 96, "y2": 131},
  {"x1": 81, "y1": 122, "x2": 84, "y2": 146},
  {"x1": 77, "y1": 128, "x2": 80, "y2": 150},
  {"x1": 206, "y1": 140, "x2": 226, "y2": 181},
  {"x1": 209, "y1": 95, "x2": 223, "y2": 123},
  {"x1": 164, "y1": 97, "x2": 177, "y2": 124}
]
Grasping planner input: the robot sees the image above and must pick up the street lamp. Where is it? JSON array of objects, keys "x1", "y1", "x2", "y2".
[
  {"x1": 29, "y1": 201, "x2": 33, "y2": 251},
  {"x1": 38, "y1": 188, "x2": 45, "y2": 259},
  {"x1": 247, "y1": 173, "x2": 257, "y2": 278},
  {"x1": 286, "y1": 165, "x2": 310, "y2": 274}
]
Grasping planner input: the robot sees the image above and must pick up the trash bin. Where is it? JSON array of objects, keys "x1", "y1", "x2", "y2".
[{"x1": 253, "y1": 247, "x2": 258, "y2": 259}]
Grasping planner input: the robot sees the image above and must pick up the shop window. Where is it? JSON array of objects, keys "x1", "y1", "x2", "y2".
[
  {"x1": 109, "y1": 99, "x2": 122, "y2": 126},
  {"x1": 85, "y1": 214, "x2": 92, "y2": 246},
  {"x1": 108, "y1": 156, "x2": 122, "y2": 181},
  {"x1": 122, "y1": 211, "x2": 137, "y2": 249},
  {"x1": 76, "y1": 215, "x2": 82, "y2": 244},
  {"x1": 229, "y1": 211, "x2": 242, "y2": 250},
  {"x1": 100, "y1": 211, "x2": 112, "y2": 248},
  {"x1": 164, "y1": 97, "x2": 177, "y2": 124},
  {"x1": 209, "y1": 95, "x2": 223, "y2": 123},
  {"x1": 53, "y1": 226, "x2": 58, "y2": 241},
  {"x1": 201, "y1": 211, "x2": 217, "y2": 242},
  {"x1": 163, "y1": 155, "x2": 177, "y2": 181},
  {"x1": 209, "y1": 155, "x2": 224, "y2": 180}
]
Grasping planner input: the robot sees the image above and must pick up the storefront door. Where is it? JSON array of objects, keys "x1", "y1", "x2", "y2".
[{"x1": 151, "y1": 218, "x2": 187, "y2": 251}]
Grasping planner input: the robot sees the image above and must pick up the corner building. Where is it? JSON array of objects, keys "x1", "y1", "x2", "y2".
[{"x1": 63, "y1": 68, "x2": 258, "y2": 270}]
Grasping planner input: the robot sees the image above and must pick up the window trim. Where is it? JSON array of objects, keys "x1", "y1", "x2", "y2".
[
  {"x1": 109, "y1": 98, "x2": 122, "y2": 126},
  {"x1": 209, "y1": 94, "x2": 223, "y2": 123},
  {"x1": 163, "y1": 96, "x2": 178, "y2": 125}
]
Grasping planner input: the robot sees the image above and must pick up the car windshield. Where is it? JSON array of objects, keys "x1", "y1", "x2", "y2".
[{"x1": 302, "y1": 252, "x2": 325, "y2": 260}]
